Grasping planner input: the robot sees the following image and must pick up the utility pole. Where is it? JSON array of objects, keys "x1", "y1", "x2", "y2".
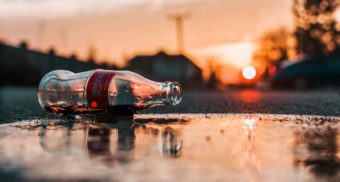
[{"x1": 168, "y1": 13, "x2": 191, "y2": 54}]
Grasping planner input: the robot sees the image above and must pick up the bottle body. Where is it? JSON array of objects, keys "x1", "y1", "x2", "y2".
[{"x1": 38, "y1": 69, "x2": 182, "y2": 115}]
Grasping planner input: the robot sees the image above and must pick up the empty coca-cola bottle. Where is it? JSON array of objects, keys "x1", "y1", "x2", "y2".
[{"x1": 38, "y1": 69, "x2": 182, "y2": 115}]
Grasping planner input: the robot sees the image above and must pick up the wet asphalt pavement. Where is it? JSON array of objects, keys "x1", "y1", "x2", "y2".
[
  {"x1": 1, "y1": 87, "x2": 340, "y2": 181},
  {"x1": 1, "y1": 87, "x2": 340, "y2": 123}
]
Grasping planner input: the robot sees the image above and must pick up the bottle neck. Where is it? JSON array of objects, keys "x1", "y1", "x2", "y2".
[
  {"x1": 131, "y1": 81, "x2": 182, "y2": 108},
  {"x1": 162, "y1": 82, "x2": 182, "y2": 106}
]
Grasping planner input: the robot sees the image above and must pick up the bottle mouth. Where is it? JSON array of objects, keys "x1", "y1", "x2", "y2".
[{"x1": 167, "y1": 82, "x2": 182, "y2": 106}]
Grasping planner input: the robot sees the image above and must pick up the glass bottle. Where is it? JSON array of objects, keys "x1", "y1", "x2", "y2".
[{"x1": 38, "y1": 69, "x2": 182, "y2": 115}]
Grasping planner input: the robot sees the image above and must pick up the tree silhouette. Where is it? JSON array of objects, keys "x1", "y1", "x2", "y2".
[
  {"x1": 87, "y1": 46, "x2": 97, "y2": 63},
  {"x1": 253, "y1": 28, "x2": 290, "y2": 66},
  {"x1": 206, "y1": 58, "x2": 219, "y2": 89},
  {"x1": 293, "y1": 0, "x2": 340, "y2": 55}
]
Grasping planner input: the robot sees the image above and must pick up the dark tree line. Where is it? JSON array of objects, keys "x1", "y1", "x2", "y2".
[
  {"x1": 253, "y1": 0, "x2": 340, "y2": 75},
  {"x1": 253, "y1": 28, "x2": 290, "y2": 66},
  {"x1": 293, "y1": 0, "x2": 340, "y2": 55}
]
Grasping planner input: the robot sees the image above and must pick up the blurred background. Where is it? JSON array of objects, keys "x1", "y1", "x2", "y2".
[{"x1": 1, "y1": 0, "x2": 340, "y2": 90}]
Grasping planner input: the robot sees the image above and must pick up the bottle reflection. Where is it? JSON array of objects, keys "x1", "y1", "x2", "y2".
[
  {"x1": 85, "y1": 116, "x2": 135, "y2": 165},
  {"x1": 86, "y1": 118, "x2": 183, "y2": 160},
  {"x1": 38, "y1": 116, "x2": 184, "y2": 166},
  {"x1": 86, "y1": 124, "x2": 111, "y2": 157},
  {"x1": 39, "y1": 120, "x2": 73, "y2": 154},
  {"x1": 135, "y1": 118, "x2": 184, "y2": 157},
  {"x1": 293, "y1": 127, "x2": 340, "y2": 177},
  {"x1": 116, "y1": 121, "x2": 135, "y2": 152},
  {"x1": 161, "y1": 127, "x2": 182, "y2": 157},
  {"x1": 239, "y1": 118, "x2": 261, "y2": 171}
]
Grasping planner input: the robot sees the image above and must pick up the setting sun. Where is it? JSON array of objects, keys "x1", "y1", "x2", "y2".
[{"x1": 242, "y1": 66, "x2": 256, "y2": 80}]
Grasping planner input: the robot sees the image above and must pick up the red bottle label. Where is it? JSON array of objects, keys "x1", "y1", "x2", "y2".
[{"x1": 86, "y1": 70, "x2": 115, "y2": 110}]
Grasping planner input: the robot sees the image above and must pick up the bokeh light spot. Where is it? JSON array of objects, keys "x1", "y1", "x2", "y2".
[
  {"x1": 91, "y1": 101, "x2": 98, "y2": 108},
  {"x1": 242, "y1": 66, "x2": 256, "y2": 80}
]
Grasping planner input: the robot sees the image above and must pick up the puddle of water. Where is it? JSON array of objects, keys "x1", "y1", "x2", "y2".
[{"x1": 0, "y1": 114, "x2": 339, "y2": 181}]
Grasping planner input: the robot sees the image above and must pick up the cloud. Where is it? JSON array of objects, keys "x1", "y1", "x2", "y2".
[{"x1": 0, "y1": 0, "x2": 191, "y2": 19}]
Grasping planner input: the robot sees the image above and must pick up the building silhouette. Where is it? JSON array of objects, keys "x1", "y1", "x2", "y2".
[
  {"x1": 0, "y1": 42, "x2": 117, "y2": 86},
  {"x1": 125, "y1": 51, "x2": 203, "y2": 88},
  {"x1": 1, "y1": 42, "x2": 204, "y2": 88}
]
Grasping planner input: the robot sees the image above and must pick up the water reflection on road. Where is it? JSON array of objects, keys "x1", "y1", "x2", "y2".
[
  {"x1": 293, "y1": 123, "x2": 340, "y2": 178},
  {"x1": 0, "y1": 114, "x2": 340, "y2": 181}
]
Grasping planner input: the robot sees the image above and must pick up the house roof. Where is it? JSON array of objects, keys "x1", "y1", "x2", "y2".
[{"x1": 128, "y1": 50, "x2": 201, "y2": 71}]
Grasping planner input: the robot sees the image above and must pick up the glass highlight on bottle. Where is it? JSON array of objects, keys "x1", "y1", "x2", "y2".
[{"x1": 38, "y1": 69, "x2": 182, "y2": 115}]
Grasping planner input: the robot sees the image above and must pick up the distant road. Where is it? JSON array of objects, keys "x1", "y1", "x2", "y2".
[{"x1": 144, "y1": 89, "x2": 340, "y2": 116}]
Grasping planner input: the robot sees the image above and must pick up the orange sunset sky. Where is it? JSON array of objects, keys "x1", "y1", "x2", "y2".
[{"x1": 0, "y1": 0, "x2": 292, "y2": 74}]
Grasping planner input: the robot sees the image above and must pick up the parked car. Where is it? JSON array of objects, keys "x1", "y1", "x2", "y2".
[{"x1": 271, "y1": 54, "x2": 340, "y2": 89}]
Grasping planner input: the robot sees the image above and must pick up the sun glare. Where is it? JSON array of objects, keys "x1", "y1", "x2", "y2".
[
  {"x1": 220, "y1": 42, "x2": 256, "y2": 68},
  {"x1": 194, "y1": 41, "x2": 256, "y2": 68},
  {"x1": 242, "y1": 66, "x2": 256, "y2": 80}
]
